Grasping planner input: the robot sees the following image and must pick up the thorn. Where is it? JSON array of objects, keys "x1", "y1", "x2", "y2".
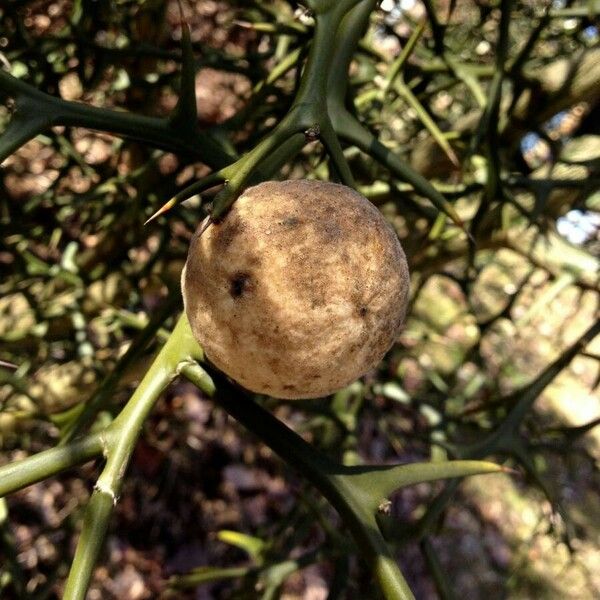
[
  {"x1": 0, "y1": 359, "x2": 17, "y2": 370},
  {"x1": 94, "y1": 480, "x2": 118, "y2": 505},
  {"x1": 447, "y1": 147, "x2": 461, "y2": 169},
  {"x1": 144, "y1": 197, "x2": 177, "y2": 225},
  {"x1": 197, "y1": 215, "x2": 213, "y2": 237},
  {"x1": 439, "y1": 202, "x2": 464, "y2": 231},
  {"x1": 0, "y1": 52, "x2": 11, "y2": 71},
  {"x1": 304, "y1": 124, "x2": 320, "y2": 141},
  {"x1": 144, "y1": 172, "x2": 224, "y2": 225}
]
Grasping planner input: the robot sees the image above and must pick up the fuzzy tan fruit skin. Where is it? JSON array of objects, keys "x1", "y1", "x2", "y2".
[{"x1": 182, "y1": 180, "x2": 410, "y2": 399}]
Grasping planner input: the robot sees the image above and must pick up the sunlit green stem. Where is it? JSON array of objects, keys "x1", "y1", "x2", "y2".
[
  {"x1": 0, "y1": 432, "x2": 105, "y2": 497},
  {"x1": 62, "y1": 317, "x2": 204, "y2": 600},
  {"x1": 210, "y1": 2, "x2": 367, "y2": 219},
  {"x1": 383, "y1": 20, "x2": 427, "y2": 94},
  {"x1": 61, "y1": 294, "x2": 181, "y2": 443}
]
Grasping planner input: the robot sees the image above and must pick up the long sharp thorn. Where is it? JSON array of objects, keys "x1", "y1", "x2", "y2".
[
  {"x1": 197, "y1": 215, "x2": 213, "y2": 238},
  {"x1": 144, "y1": 198, "x2": 178, "y2": 226}
]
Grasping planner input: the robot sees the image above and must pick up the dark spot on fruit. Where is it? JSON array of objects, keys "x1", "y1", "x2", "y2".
[
  {"x1": 216, "y1": 216, "x2": 243, "y2": 250},
  {"x1": 359, "y1": 306, "x2": 368, "y2": 317},
  {"x1": 247, "y1": 253, "x2": 262, "y2": 266},
  {"x1": 230, "y1": 272, "x2": 252, "y2": 298},
  {"x1": 283, "y1": 383, "x2": 296, "y2": 391},
  {"x1": 320, "y1": 221, "x2": 342, "y2": 243},
  {"x1": 281, "y1": 216, "x2": 301, "y2": 227}
]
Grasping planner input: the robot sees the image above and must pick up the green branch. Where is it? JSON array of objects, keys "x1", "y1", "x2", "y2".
[
  {"x1": 410, "y1": 318, "x2": 600, "y2": 543},
  {"x1": 0, "y1": 432, "x2": 105, "y2": 498},
  {"x1": 62, "y1": 316, "x2": 207, "y2": 600},
  {"x1": 60, "y1": 293, "x2": 181, "y2": 442},
  {"x1": 332, "y1": 109, "x2": 463, "y2": 227},
  {"x1": 182, "y1": 351, "x2": 502, "y2": 600},
  {"x1": 209, "y1": 1, "x2": 372, "y2": 219},
  {"x1": 0, "y1": 70, "x2": 232, "y2": 168}
]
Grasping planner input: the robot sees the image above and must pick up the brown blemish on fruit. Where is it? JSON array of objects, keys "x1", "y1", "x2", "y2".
[
  {"x1": 281, "y1": 216, "x2": 301, "y2": 227},
  {"x1": 215, "y1": 215, "x2": 244, "y2": 250},
  {"x1": 230, "y1": 271, "x2": 252, "y2": 298}
]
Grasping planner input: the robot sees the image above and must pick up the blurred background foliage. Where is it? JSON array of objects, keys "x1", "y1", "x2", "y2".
[{"x1": 0, "y1": 0, "x2": 599, "y2": 598}]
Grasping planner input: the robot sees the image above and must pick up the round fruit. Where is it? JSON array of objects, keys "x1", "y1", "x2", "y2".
[{"x1": 182, "y1": 180, "x2": 410, "y2": 399}]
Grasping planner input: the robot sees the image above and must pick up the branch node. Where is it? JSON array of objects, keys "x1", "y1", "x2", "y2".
[
  {"x1": 304, "y1": 124, "x2": 321, "y2": 141},
  {"x1": 378, "y1": 499, "x2": 392, "y2": 515},
  {"x1": 176, "y1": 358, "x2": 196, "y2": 376},
  {"x1": 99, "y1": 433, "x2": 110, "y2": 460},
  {"x1": 94, "y1": 480, "x2": 118, "y2": 506}
]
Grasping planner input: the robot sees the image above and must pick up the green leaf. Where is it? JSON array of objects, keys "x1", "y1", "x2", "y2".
[
  {"x1": 217, "y1": 530, "x2": 266, "y2": 561},
  {"x1": 168, "y1": 566, "x2": 249, "y2": 590}
]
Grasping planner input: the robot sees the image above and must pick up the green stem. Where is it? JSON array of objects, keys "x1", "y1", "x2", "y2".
[
  {"x1": 328, "y1": 0, "x2": 378, "y2": 105},
  {"x1": 183, "y1": 363, "x2": 414, "y2": 600},
  {"x1": 473, "y1": 0, "x2": 512, "y2": 201},
  {"x1": 0, "y1": 103, "x2": 53, "y2": 163},
  {"x1": 294, "y1": 11, "x2": 342, "y2": 109},
  {"x1": 394, "y1": 79, "x2": 459, "y2": 166},
  {"x1": 97, "y1": 317, "x2": 202, "y2": 492},
  {"x1": 333, "y1": 109, "x2": 463, "y2": 227},
  {"x1": 211, "y1": 116, "x2": 300, "y2": 219},
  {"x1": 320, "y1": 120, "x2": 356, "y2": 187},
  {"x1": 491, "y1": 318, "x2": 600, "y2": 442},
  {"x1": 0, "y1": 70, "x2": 232, "y2": 169},
  {"x1": 62, "y1": 491, "x2": 114, "y2": 600},
  {"x1": 61, "y1": 294, "x2": 181, "y2": 443},
  {"x1": 0, "y1": 432, "x2": 105, "y2": 497},
  {"x1": 62, "y1": 316, "x2": 205, "y2": 600}
]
